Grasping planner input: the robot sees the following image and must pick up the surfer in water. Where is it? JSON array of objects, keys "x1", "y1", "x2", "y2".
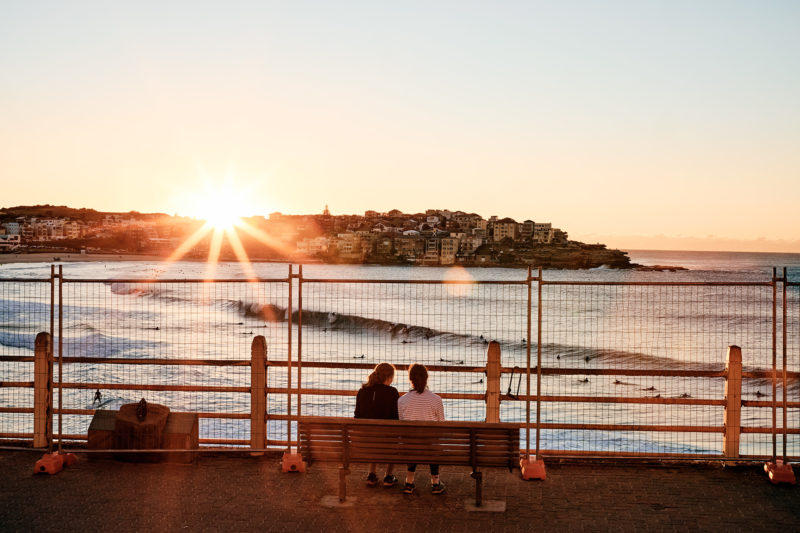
[{"x1": 354, "y1": 362, "x2": 400, "y2": 487}]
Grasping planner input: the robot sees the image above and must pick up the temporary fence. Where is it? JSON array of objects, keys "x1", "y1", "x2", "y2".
[
  {"x1": 0, "y1": 267, "x2": 54, "y2": 443},
  {"x1": 0, "y1": 265, "x2": 796, "y2": 461}
]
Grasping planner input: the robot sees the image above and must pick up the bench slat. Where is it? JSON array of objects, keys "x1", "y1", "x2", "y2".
[{"x1": 299, "y1": 417, "x2": 519, "y2": 471}]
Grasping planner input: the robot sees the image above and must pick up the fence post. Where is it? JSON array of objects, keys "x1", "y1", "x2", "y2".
[
  {"x1": 33, "y1": 332, "x2": 53, "y2": 449},
  {"x1": 251, "y1": 335, "x2": 267, "y2": 455},
  {"x1": 485, "y1": 341, "x2": 501, "y2": 423},
  {"x1": 723, "y1": 345, "x2": 742, "y2": 459}
]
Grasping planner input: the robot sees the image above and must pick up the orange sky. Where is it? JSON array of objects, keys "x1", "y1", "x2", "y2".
[{"x1": 1, "y1": 2, "x2": 798, "y2": 253}]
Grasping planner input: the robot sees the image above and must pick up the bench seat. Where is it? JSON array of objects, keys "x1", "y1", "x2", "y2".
[{"x1": 299, "y1": 416, "x2": 520, "y2": 505}]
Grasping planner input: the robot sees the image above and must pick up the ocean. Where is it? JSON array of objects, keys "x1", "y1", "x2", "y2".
[{"x1": 1, "y1": 250, "x2": 798, "y2": 457}]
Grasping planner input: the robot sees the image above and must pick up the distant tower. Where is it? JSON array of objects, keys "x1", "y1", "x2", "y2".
[{"x1": 323, "y1": 205, "x2": 330, "y2": 216}]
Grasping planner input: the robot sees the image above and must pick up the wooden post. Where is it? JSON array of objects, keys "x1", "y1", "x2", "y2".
[
  {"x1": 485, "y1": 341, "x2": 501, "y2": 423},
  {"x1": 471, "y1": 470, "x2": 483, "y2": 507},
  {"x1": 33, "y1": 332, "x2": 53, "y2": 449},
  {"x1": 338, "y1": 467, "x2": 349, "y2": 502},
  {"x1": 723, "y1": 345, "x2": 742, "y2": 459},
  {"x1": 251, "y1": 335, "x2": 267, "y2": 455}
]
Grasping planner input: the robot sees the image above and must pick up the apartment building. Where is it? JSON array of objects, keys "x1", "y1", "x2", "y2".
[
  {"x1": 439, "y1": 237, "x2": 459, "y2": 265},
  {"x1": 375, "y1": 237, "x2": 393, "y2": 256},
  {"x1": 63, "y1": 221, "x2": 82, "y2": 239},
  {"x1": 0, "y1": 234, "x2": 21, "y2": 251},
  {"x1": 2, "y1": 222, "x2": 20, "y2": 235},
  {"x1": 459, "y1": 235, "x2": 484, "y2": 255},
  {"x1": 534, "y1": 222, "x2": 553, "y2": 244},
  {"x1": 297, "y1": 236, "x2": 330, "y2": 255},
  {"x1": 394, "y1": 236, "x2": 424, "y2": 259},
  {"x1": 493, "y1": 217, "x2": 519, "y2": 242},
  {"x1": 520, "y1": 220, "x2": 535, "y2": 238},
  {"x1": 423, "y1": 238, "x2": 440, "y2": 264}
]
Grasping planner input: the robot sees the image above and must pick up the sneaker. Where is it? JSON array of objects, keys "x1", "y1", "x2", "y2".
[
  {"x1": 431, "y1": 482, "x2": 446, "y2": 495},
  {"x1": 382, "y1": 475, "x2": 398, "y2": 487},
  {"x1": 402, "y1": 482, "x2": 415, "y2": 494},
  {"x1": 366, "y1": 472, "x2": 379, "y2": 486}
]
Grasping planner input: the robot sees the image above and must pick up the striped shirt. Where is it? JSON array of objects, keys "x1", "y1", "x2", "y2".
[{"x1": 398, "y1": 388, "x2": 444, "y2": 422}]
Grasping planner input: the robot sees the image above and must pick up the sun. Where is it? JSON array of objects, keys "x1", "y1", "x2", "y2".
[
  {"x1": 186, "y1": 182, "x2": 248, "y2": 230},
  {"x1": 161, "y1": 173, "x2": 295, "y2": 281},
  {"x1": 203, "y1": 191, "x2": 244, "y2": 230}
]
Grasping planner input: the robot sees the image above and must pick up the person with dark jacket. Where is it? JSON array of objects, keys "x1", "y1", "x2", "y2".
[{"x1": 354, "y1": 362, "x2": 399, "y2": 486}]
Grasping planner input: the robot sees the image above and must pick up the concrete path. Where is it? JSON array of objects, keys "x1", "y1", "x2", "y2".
[{"x1": 1, "y1": 451, "x2": 797, "y2": 532}]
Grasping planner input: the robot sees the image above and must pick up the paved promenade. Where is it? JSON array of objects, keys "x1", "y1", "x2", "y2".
[{"x1": 1, "y1": 450, "x2": 797, "y2": 532}]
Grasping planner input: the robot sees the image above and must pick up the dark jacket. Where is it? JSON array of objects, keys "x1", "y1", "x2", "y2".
[{"x1": 354, "y1": 383, "x2": 399, "y2": 420}]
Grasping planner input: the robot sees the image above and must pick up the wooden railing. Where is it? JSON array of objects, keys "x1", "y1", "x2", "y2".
[{"x1": 3, "y1": 333, "x2": 795, "y2": 460}]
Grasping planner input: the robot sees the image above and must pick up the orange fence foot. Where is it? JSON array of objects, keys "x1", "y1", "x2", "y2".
[
  {"x1": 34, "y1": 452, "x2": 77, "y2": 475},
  {"x1": 282, "y1": 452, "x2": 306, "y2": 473},
  {"x1": 764, "y1": 460, "x2": 796, "y2": 485},
  {"x1": 520, "y1": 456, "x2": 546, "y2": 481}
]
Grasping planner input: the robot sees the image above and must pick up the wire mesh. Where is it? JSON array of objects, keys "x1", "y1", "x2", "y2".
[
  {"x1": 783, "y1": 281, "x2": 799, "y2": 459},
  {"x1": 537, "y1": 282, "x2": 775, "y2": 457},
  {"x1": 58, "y1": 278, "x2": 288, "y2": 445},
  {"x1": 0, "y1": 277, "x2": 52, "y2": 441},
  {"x1": 1, "y1": 265, "x2": 797, "y2": 459},
  {"x1": 289, "y1": 279, "x2": 528, "y2": 439}
]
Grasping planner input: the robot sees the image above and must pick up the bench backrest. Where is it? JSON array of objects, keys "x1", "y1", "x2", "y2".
[{"x1": 299, "y1": 417, "x2": 520, "y2": 470}]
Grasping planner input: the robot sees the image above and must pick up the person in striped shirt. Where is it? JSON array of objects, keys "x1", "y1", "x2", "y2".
[{"x1": 397, "y1": 363, "x2": 446, "y2": 495}]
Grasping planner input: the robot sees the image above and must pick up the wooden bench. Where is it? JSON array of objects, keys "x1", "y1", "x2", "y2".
[{"x1": 298, "y1": 416, "x2": 520, "y2": 506}]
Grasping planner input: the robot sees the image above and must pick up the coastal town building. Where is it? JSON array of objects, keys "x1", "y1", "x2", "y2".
[
  {"x1": 534, "y1": 222, "x2": 553, "y2": 244},
  {"x1": 439, "y1": 237, "x2": 459, "y2": 265},
  {"x1": 493, "y1": 217, "x2": 519, "y2": 242},
  {"x1": 520, "y1": 220, "x2": 535, "y2": 238},
  {"x1": 259, "y1": 208, "x2": 570, "y2": 265},
  {"x1": 423, "y1": 238, "x2": 440, "y2": 264},
  {"x1": 297, "y1": 236, "x2": 330, "y2": 255},
  {"x1": 1, "y1": 205, "x2": 580, "y2": 266},
  {"x1": 0, "y1": 234, "x2": 21, "y2": 251},
  {"x1": 2, "y1": 222, "x2": 20, "y2": 235}
]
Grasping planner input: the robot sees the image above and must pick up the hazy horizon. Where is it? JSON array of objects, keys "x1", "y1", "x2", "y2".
[{"x1": 2, "y1": 1, "x2": 798, "y2": 253}]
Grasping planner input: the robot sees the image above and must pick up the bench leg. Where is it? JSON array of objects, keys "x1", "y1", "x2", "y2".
[
  {"x1": 471, "y1": 470, "x2": 483, "y2": 507},
  {"x1": 339, "y1": 467, "x2": 350, "y2": 502}
]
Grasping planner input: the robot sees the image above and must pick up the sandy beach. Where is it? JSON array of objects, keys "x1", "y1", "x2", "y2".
[
  {"x1": 0, "y1": 253, "x2": 174, "y2": 265},
  {"x1": 0, "y1": 253, "x2": 296, "y2": 266}
]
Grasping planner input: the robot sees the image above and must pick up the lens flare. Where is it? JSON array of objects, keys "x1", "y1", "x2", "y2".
[{"x1": 158, "y1": 173, "x2": 294, "y2": 280}]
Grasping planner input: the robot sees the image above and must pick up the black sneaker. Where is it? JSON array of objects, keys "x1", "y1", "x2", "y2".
[
  {"x1": 366, "y1": 472, "x2": 379, "y2": 486},
  {"x1": 382, "y1": 475, "x2": 398, "y2": 487},
  {"x1": 402, "y1": 482, "x2": 415, "y2": 494},
  {"x1": 431, "y1": 482, "x2": 446, "y2": 495}
]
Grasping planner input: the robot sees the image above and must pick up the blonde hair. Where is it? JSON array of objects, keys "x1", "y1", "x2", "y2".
[{"x1": 364, "y1": 362, "x2": 395, "y2": 388}]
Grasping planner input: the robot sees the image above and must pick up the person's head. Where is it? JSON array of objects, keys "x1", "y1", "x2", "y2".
[
  {"x1": 365, "y1": 362, "x2": 395, "y2": 388},
  {"x1": 408, "y1": 363, "x2": 428, "y2": 394}
]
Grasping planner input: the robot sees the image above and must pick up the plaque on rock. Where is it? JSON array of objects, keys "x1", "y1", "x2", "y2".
[{"x1": 113, "y1": 399, "x2": 170, "y2": 462}]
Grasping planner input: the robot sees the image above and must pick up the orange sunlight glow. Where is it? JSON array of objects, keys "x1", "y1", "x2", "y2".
[
  {"x1": 443, "y1": 265, "x2": 476, "y2": 297},
  {"x1": 160, "y1": 176, "x2": 286, "y2": 280},
  {"x1": 184, "y1": 180, "x2": 251, "y2": 230}
]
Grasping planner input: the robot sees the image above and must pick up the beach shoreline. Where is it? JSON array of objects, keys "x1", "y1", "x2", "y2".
[
  {"x1": 0, "y1": 252, "x2": 684, "y2": 270},
  {"x1": 0, "y1": 252, "x2": 173, "y2": 264},
  {"x1": 0, "y1": 252, "x2": 303, "y2": 266}
]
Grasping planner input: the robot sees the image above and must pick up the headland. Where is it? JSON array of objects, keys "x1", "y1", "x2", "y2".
[{"x1": 1, "y1": 205, "x2": 636, "y2": 269}]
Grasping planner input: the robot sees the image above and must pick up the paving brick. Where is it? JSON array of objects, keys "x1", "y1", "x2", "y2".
[{"x1": 1, "y1": 451, "x2": 798, "y2": 531}]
